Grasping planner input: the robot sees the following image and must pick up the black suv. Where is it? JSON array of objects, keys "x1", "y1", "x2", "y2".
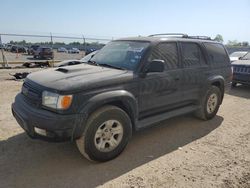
[
  {"x1": 28, "y1": 45, "x2": 40, "y2": 55},
  {"x1": 34, "y1": 47, "x2": 54, "y2": 59},
  {"x1": 12, "y1": 34, "x2": 231, "y2": 162}
]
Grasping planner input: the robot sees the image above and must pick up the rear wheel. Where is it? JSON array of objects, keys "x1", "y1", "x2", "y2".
[
  {"x1": 76, "y1": 105, "x2": 132, "y2": 162},
  {"x1": 195, "y1": 86, "x2": 221, "y2": 120}
]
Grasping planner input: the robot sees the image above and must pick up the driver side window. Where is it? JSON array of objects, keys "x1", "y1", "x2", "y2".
[{"x1": 149, "y1": 42, "x2": 178, "y2": 70}]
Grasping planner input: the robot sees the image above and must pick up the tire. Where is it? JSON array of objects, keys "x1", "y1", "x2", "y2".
[
  {"x1": 195, "y1": 86, "x2": 221, "y2": 120},
  {"x1": 76, "y1": 105, "x2": 132, "y2": 162},
  {"x1": 231, "y1": 82, "x2": 237, "y2": 87}
]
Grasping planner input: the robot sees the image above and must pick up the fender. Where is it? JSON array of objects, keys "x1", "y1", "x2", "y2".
[
  {"x1": 207, "y1": 75, "x2": 225, "y2": 87},
  {"x1": 73, "y1": 90, "x2": 138, "y2": 138},
  {"x1": 205, "y1": 75, "x2": 225, "y2": 104}
]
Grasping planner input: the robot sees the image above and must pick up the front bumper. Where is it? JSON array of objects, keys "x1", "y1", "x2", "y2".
[
  {"x1": 233, "y1": 73, "x2": 250, "y2": 85},
  {"x1": 12, "y1": 93, "x2": 82, "y2": 142}
]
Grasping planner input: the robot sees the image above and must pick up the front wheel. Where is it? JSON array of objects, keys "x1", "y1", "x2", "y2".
[
  {"x1": 76, "y1": 105, "x2": 132, "y2": 162},
  {"x1": 195, "y1": 86, "x2": 221, "y2": 120}
]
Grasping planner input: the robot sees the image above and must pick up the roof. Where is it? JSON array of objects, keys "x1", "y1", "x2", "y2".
[{"x1": 115, "y1": 35, "x2": 219, "y2": 44}]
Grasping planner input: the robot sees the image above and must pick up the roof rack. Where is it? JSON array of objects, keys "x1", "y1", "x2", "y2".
[
  {"x1": 148, "y1": 33, "x2": 212, "y2": 40},
  {"x1": 148, "y1": 33, "x2": 188, "y2": 38},
  {"x1": 188, "y1": 36, "x2": 212, "y2": 40}
]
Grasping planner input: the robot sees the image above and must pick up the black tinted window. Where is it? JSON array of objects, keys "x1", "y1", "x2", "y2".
[
  {"x1": 204, "y1": 43, "x2": 228, "y2": 65},
  {"x1": 149, "y1": 43, "x2": 178, "y2": 69},
  {"x1": 181, "y1": 43, "x2": 206, "y2": 67}
]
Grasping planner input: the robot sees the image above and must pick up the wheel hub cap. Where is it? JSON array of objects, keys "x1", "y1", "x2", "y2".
[
  {"x1": 207, "y1": 93, "x2": 218, "y2": 114},
  {"x1": 94, "y1": 120, "x2": 123, "y2": 152}
]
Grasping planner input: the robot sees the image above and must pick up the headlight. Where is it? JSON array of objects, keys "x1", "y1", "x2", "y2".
[{"x1": 42, "y1": 91, "x2": 73, "y2": 110}]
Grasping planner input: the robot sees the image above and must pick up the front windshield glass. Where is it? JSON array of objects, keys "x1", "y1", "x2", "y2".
[
  {"x1": 91, "y1": 41, "x2": 150, "y2": 70},
  {"x1": 81, "y1": 50, "x2": 98, "y2": 62},
  {"x1": 242, "y1": 52, "x2": 250, "y2": 60}
]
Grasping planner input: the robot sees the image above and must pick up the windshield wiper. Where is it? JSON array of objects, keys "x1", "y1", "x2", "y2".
[{"x1": 98, "y1": 63, "x2": 125, "y2": 70}]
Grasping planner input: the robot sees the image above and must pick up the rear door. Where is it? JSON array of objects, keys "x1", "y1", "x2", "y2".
[
  {"x1": 138, "y1": 42, "x2": 183, "y2": 118},
  {"x1": 180, "y1": 42, "x2": 209, "y2": 104}
]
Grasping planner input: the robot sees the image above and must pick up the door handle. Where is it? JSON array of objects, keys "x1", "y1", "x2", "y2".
[{"x1": 174, "y1": 77, "x2": 180, "y2": 81}]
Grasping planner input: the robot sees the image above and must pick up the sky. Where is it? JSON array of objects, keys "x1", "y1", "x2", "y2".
[{"x1": 0, "y1": 0, "x2": 249, "y2": 43}]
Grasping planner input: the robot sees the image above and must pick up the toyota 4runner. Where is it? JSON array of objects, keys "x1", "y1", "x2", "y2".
[{"x1": 12, "y1": 33, "x2": 232, "y2": 162}]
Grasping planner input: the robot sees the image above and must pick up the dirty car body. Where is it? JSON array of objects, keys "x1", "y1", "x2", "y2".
[{"x1": 12, "y1": 35, "x2": 232, "y2": 161}]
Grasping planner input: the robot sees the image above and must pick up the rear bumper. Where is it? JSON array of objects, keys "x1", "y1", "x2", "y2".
[{"x1": 12, "y1": 93, "x2": 84, "y2": 142}]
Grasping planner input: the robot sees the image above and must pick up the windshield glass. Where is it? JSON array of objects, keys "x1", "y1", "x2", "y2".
[
  {"x1": 242, "y1": 52, "x2": 250, "y2": 60},
  {"x1": 81, "y1": 50, "x2": 98, "y2": 62},
  {"x1": 91, "y1": 41, "x2": 150, "y2": 70},
  {"x1": 230, "y1": 51, "x2": 247, "y2": 57}
]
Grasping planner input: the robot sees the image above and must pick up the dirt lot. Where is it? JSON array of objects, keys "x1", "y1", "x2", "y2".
[
  {"x1": 0, "y1": 50, "x2": 84, "y2": 63},
  {"x1": 0, "y1": 68, "x2": 249, "y2": 188}
]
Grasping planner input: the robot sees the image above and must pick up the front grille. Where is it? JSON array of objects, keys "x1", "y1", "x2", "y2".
[
  {"x1": 233, "y1": 65, "x2": 250, "y2": 74},
  {"x1": 22, "y1": 80, "x2": 42, "y2": 107}
]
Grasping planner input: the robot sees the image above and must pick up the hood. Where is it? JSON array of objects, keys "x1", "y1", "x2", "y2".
[
  {"x1": 232, "y1": 60, "x2": 250, "y2": 66},
  {"x1": 27, "y1": 64, "x2": 133, "y2": 93},
  {"x1": 230, "y1": 57, "x2": 239, "y2": 62}
]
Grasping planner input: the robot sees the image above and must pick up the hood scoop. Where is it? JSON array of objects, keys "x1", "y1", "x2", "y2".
[{"x1": 55, "y1": 68, "x2": 68, "y2": 73}]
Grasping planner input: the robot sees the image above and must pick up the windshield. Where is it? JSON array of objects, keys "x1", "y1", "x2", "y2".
[
  {"x1": 242, "y1": 52, "x2": 250, "y2": 60},
  {"x1": 230, "y1": 51, "x2": 247, "y2": 58},
  {"x1": 91, "y1": 41, "x2": 150, "y2": 70},
  {"x1": 80, "y1": 50, "x2": 98, "y2": 62}
]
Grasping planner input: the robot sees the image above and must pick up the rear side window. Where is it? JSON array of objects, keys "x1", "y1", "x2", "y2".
[
  {"x1": 181, "y1": 43, "x2": 206, "y2": 67},
  {"x1": 149, "y1": 42, "x2": 178, "y2": 70},
  {"x1": 204, "y1": 43, "x2": 229, "y2": 65}
]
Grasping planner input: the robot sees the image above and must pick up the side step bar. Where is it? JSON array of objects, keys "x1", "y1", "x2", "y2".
[{"x1": 136, "y1": 105, "x2": 199, "y2": 130}]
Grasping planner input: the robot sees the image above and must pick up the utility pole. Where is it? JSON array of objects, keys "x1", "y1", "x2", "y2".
[
  {"x1": 0, "y1": 34, "x2": 7, "y2": 68},
  {"x1": 50, "y1": 32, "x2": 54, "y2": 67},
  {"x1": 82, "y1": 35, "x2": 86, "y2": 57}
]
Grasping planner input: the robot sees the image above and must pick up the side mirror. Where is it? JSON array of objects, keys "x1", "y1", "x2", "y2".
[
  {"x1": 146, "y1": 59, "x2": 165, "y2": 73},
  {"x1": 239, "y1": 57, "x2": 242, "y2": 60}
]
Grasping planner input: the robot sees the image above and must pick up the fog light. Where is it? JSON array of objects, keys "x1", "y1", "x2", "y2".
[{"x1": 34, "y1": 127, "x2": 46, "y2": 136}]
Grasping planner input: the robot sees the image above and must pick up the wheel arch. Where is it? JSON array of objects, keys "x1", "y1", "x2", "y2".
[
  {"x1": 208, "y1": 75, "x2": 225, "y2": 104},
  {"x1": 75, "y1": 90, "x2": 138, "y2": 138}
]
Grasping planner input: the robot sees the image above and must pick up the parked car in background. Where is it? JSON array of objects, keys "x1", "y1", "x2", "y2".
[
  {"x1": 68, "y1": 48, "x2": 80, "y2": 53},
  {"x1": 5, "y1": 44, "x2": 13, "y2": 51},
  {"x1": 231, "y1": 51, "x2": 250, "y2": 87},
  {"x1": 34, "y1": 47, "x2": 54, "y2": 59},
  {"x1": 0, "y1": 44, "x2": 4, "y2": 49},
  {"x1": 12, "y1": 34, "x2": 231, "y2": 162},
  {"x1": 28, "y1": 45, "x2": 40, "y2": 55},
  {"x1": 229, "y1": 51, "x2": 248, "y2": 62},
  {"x1": 57, "y1": 47, "x2": 68, "y2": 53},
  {"x1": 85, "y1": 48, "x2": 97, "y2": 55},
  {"x1": 10, "y1": 45, "x2": 27, "y2": 53},
  {"x1": 54, "y1": 50, "x2": 99, "y2": 67}
]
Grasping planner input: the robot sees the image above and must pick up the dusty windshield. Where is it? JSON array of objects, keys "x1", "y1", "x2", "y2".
[{"x1": 91, "y1": 41, "x2": 149, "y2": 70}]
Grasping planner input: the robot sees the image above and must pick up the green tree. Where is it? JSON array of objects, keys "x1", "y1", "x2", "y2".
[
  {"x1": 214, "y1": 34, "x2": 224, "y2": 43},
  {"x1": 242, "y1": 41, "x2": 249, "y2": 47},
  {"x1": 227, "y1": 40, "x2": 240, "y2": 46}
]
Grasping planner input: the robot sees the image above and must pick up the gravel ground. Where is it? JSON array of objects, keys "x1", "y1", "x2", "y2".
[
  {"x1": 0, "y1": 68, "x2": 249, "y2": 188},
  {"x1": 0, "y1": 50, "x2": 84, "y2": 63}
]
